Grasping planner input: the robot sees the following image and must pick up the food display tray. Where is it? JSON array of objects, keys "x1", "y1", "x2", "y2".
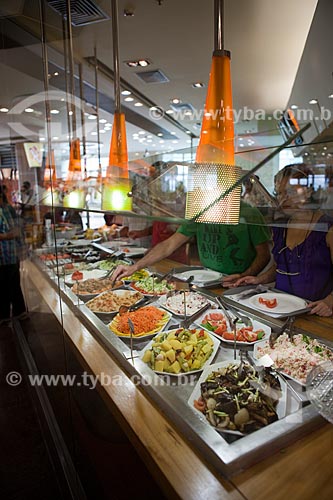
[{"x1": 32, "y1": 255, "x2": 331, "y2": 477}]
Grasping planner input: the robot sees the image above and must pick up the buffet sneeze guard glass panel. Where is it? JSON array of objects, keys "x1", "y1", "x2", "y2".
[{"x1": 2, "y1": 0, "x2": 333, "y2": 492}]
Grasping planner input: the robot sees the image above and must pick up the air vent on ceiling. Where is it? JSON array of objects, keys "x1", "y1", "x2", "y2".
[
  {"x1": 46, "y1": 0, "x2": 109, "y2": 26},
  {"x1": 135, "y1": 70, "x2": 169, "y2": 84}
]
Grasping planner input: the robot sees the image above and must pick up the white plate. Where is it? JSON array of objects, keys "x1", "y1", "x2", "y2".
[
  {"x1": 194, "y1": 308, "x2": 271, "y2": 344},
  {"x1": 65, "y1": 269, "x2": 108, "y2": 285},
  {"x1": 158, "y1": 291, "x2": 210, "y2": 318},
  {"x1": 120, "y1": 247, "x2": 147, "y2": 257},
  {"x1": 248, "y1": 292, "x2": 307, "y2": 315},
  {"x1": 85, "y1": 289, "x2": 143, "y2": 314},
  {"x1": 140, "y1": 329, "x2": 220, "y2": 376},
  {"x1": 174, "y1": 269, "x2": 223, "y2": 284},
  {"x1": 67, "y1": 238, "x2": 100, "y2": 247},
  {"x1": 188, "y1": 360, "x2": 287, "y2": 434}
]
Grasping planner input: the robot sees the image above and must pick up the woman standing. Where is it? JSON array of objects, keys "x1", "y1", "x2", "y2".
[
  {"x1": 229, "y1": 165, "x2": 333, "y2": 317},
  {"x1": 0, "y1": 185, "x2": 27, "y2": 323}
]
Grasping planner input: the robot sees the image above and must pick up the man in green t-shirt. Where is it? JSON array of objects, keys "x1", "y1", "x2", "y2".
[{"x1": 111, "y1": 202, "x2": 271, "y2": 285}]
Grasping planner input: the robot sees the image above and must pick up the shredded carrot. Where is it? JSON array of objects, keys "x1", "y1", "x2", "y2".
[{"x1": 115, "y1": 306, "x2": 165, "y2": 335}]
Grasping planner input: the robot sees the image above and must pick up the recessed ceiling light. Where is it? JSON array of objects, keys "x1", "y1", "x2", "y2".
[
  {"x1": 324, "y1": 146, "x2": 327, "y2": 150},
  {"x1": 309, "y1": 99, "x2": 318, "y2": 104},
  {"x1": 171, "y1": 98, "x2": 181, "y2": 104},
  {"x1": 157, "y1": 133, "x2": 163, "y2": 137},
  {"x1": 24, "y1": 108, "x2": 34, "y2": 113},
  {"x1": 134, "y1": 102, "x2": 143, "y2": 107},
  {"x1": 121, "y1": 90, "x2": 131, "y2": 96},
  {"x1": 124, "y1": 97, "x2": 134, "y2": 102},
  {"x1": 54, "y1": 72, "x2": 59, "y2": 76},
  {"x1": 125, "y1": 59, "x2": 150, "y2": 67},
  {"x1": 329, "y1": 94, "x2": 333, "y2": 99},
  {"x1": 99, "y1": 118, "x2": 107, "y2": 123},
  {"x1": 0, "y1": 107, "x2": 8, "y2": 112},
  {"x1": 192, "y1": 82, "x2": 205, "y2": 88},
  {"x1": 290, "y1": 104, "x2": 298, "y2": 109},
  {"x1": 88, "y1": 114, "x2": 97, "y2": 119},
  {"x1": 239, "y1": 144, "x2": 245, "y2": 148},
  {"x1": 186, "y1": 130, "x2": 191, "y2": 134},
  {"x1": 50, "y1": 109, "x2": 59, "y2": 114},
  {"x1": 68, "y1": 110, "x2": 73, "y2": 116}
]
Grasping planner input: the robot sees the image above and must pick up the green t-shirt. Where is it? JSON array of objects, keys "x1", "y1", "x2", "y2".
[{"x1": 177, "y1": 202, "x2": 271, "y2": 274}]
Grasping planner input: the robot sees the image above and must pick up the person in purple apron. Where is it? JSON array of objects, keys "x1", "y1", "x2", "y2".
[{"x1": 228, "y1": 164, "x2": 333, "y2": 317}]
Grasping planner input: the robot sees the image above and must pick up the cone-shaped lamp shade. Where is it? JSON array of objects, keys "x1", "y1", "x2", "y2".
[
  {"x1": 44, "y1": 149, "x2": 57, "y2": 187},
  {"x1": 106, "y1": 112, "x2": 129, "y2": 178},
  {"x1": 102, "y1": 112, "x2": 132, "y2": 211},
  {"x1": 67, "y1": 138, "x2": 82, "y2": 181},
  {"x1": 186, "y1": 52, "x2": 240, "y2": 224},
  {"x1": 196, "y1": 54, "x2": 234, "y2": 164}
]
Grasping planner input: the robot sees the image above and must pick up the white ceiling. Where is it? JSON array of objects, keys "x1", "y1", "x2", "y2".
[{"x1": 0, "y1": 0, "x2": 320, "y2": 163}]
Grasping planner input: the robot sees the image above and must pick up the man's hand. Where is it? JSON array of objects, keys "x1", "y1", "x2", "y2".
[
  {"x1": 223, "y1": 275, "x2": 261, "y2": 288},
  {"x1": 111, "y1": 264, "x2": 137, "y2": 282}
]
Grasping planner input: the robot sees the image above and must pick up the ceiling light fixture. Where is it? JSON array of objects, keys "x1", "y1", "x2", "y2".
[
  {"x1": 103, "y1": 0, "x2": 132, "y2": 212},
  {"x1": 24, "y1": 108, "x2": 34, "y2": 113},
  {"x1": 192, "y1": 82, "x2": 205, "y2": 88},
  {"x1": 309, "y1": 99, "x2": 318, "y2": 104},
  {"x1": 171, "y1": 98, "x2": 181, "y2": 104},
  {"x1": 121, "y1": 90, "x2": 131, "y2": 95},
  {"x1": 50, "y1": 109, "x2": 60, "y2": 114},
  {"x1": 124, "y1": 96, "x2": 134, "y2": 102},
  {"x1": 290, "y1": 104, "x2": 298, "y2": 109},
  {"x1": 0, "y1": 107, "x2": 8, "y2": 112},
  {"x1": 329, "y1": 94, "x2": 333, "y2": 99},
  {"x1": 186, "y1": 0, "x2": 241, "y2": 224},
  {"x1": 125, "y1": 59, "x2": 150, "y2": 67}
]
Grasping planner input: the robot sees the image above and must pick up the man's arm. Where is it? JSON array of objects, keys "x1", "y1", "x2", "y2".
[
  {"x1": 223, "y1": 241, "x2": 271, "y2": 286},
  {"x1": 111, "y1": 232, "x2": 190, "y2": 281}
]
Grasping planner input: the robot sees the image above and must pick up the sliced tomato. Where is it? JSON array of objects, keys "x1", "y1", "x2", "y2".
[
  {"x1": 259, "y1": 297, "x2": 278, "y2": 308},
  {"x1": 209, "y1": 312, "x2": 224, "y2": 321},
  {"x1": 244, "y1": 331, "x2": 258, "y2": 342},
  {"x1": 222, "y1": 331, "x2": 236, "y2": 341},
  {"x1": 214, "y1": 325, "x2": 227, "y2": 336},
  {"x1": 72, "y1": 271, "x2": 83, "y2": 280}
]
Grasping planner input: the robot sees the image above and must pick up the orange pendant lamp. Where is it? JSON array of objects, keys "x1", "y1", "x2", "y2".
[
  {"x1": 43, "y1": 148, "x2": 57, "y2": 187},
  {"x1": 186, "y1": 0, "x2": 241, "y2": 224},
  {"x1": 102, "y1": 0, "x2": 132, "y2": 212}
]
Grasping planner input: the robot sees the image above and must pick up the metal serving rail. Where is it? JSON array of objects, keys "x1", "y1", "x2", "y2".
[{"x1": 31, "y1": 256, "x2": 331, "y2": 477}]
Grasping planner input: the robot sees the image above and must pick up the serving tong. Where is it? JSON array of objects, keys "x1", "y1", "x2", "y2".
[{"x1": 269, "y1": 316, "x2": 296, "y2": 348}]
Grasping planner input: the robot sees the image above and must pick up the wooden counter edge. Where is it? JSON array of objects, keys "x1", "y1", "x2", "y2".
[{"x1": 22, "y1": 260, "x2": 243, "y2": 500}]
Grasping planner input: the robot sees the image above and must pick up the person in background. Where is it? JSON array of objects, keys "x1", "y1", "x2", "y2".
[
  {"x1": 229, "y1": 164, "x2": 333, "y2": 317},
  {"x1": 19, "y1": 181, "x2": 35, "y2": 223},
  {"x1": 129, "y1": 220, "x2": 189, "y2": 264},
  {"x1": 0, "y1": 185, "x2": 27, "y2": 323},
  {"x1": 111, "y1": 201, "x2": 271, "y2": 283}
]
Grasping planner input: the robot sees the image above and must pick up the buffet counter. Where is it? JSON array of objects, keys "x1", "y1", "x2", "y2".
[{"x1": 21, "y1": 257, "x2": 333, "y2": 500}]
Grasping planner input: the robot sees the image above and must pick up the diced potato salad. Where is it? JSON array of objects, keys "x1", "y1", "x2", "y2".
[{"x1": 142, "y1": 328, "x2": 214, "y2": 374}]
